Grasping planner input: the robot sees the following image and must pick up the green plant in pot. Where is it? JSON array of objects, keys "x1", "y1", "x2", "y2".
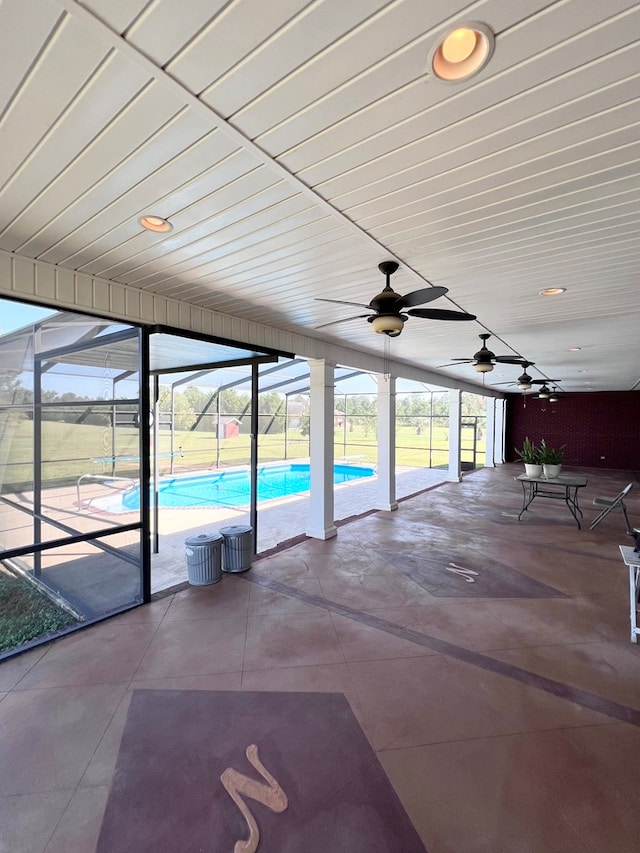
[
  {"x1": 515, "y1": 437, "x2": 542, "y2": 478},
  {"x1": 539, "y1": 439, "x2": 565, "y2": 479}
]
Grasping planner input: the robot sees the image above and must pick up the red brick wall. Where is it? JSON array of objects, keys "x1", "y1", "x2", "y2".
[{"x1": 506, "y1": 391, "x2": 640, "y2": 469}]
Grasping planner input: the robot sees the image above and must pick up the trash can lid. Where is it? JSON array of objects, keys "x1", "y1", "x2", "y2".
[
  {"x1": 219, "y1": 525, "x2": 253, "y2": 536},
  {"x1": 184, "y1": 532, "x2": 223, "y2": 546}
]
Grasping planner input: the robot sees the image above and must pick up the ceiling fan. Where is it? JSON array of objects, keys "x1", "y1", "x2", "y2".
[
  {"x1": 315, "y1": 261, "x2": 476, "y2": 337},
  {"x1": 493, "y1": 373, "x2": 563, "y2": 396},
  {"x1": 533, "y1": 381, "x2": 562, "y2": 399},
  {"x1": 544, "y1": 385, "x2": 566, "y2": 402},
  {"x1": 491, "y1": 362, "x2": 536, "y2": 390},
  {"x1": 439, "y1": 333, "x2": 527, "y2": 373}
]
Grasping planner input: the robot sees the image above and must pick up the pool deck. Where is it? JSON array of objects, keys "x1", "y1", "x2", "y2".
[
  {"x1": 0, "y1": 465, "x2": 453, "y2": 612},
  {"x1": 151, "y1": 465, "x2": 452, "y2": 591}
]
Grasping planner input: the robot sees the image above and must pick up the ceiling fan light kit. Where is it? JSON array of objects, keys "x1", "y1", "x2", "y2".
[{"x1": 370, "y1": 314, "x2": 404, "y2": 336}]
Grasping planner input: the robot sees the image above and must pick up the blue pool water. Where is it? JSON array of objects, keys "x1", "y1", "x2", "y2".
[{"x1": 121, "y1": 463, "x2": 375, "y2": 510}]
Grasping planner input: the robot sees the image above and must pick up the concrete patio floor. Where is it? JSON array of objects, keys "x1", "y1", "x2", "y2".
[{"x1": 1, "y1": 463, "x2": 639, "y2": 852}]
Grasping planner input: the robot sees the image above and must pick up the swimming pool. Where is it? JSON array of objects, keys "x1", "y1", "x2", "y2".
[{"x1": 118, "y1": 462, "x2": 375, "y2": 511}]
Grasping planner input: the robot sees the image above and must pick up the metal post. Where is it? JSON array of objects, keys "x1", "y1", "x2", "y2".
[
  {"x1": 140, "y1": 327, "x2": 152, "y2": 603},
  {"x1": 152, "y1": 374, "x2": 160, "y2": 556},
  {"x1": 170, "y1": 386, "x2": 175, "y2": 474},
  {"x1": 33, "y1": 357, "x2": 42, "y2": 578},
  {"x1": 429, "y1": 391, "x2": 434, "y2": 468},
  {"x1": 216, "y1": 392, "x2": 221, "y2": 468},
  {"x1": 285, "y1": 394, "x2": 289, "y2": 459},
  {"x1": 343, "y1": 393, "x2": 347, "y2": 459},
  {"x1": 250, "y1": 364, "x2": 258, "y2": 553},
  {"x1": 111, "y1": 380, "x2": 117, "y2": 477}
]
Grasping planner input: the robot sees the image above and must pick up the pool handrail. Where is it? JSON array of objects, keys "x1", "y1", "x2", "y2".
[{"x1": 76, "y1": 473, "x2": 136, "y2": 509}]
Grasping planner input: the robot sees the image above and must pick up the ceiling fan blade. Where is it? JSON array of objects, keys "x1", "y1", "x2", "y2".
[
  {"x1": 314, "y1": 314, "x2": 372, "y2": 329},
  {"x1": 530, "y1": 379, "x2": 562, "y2": 384},
  {"x1": 315, "y1": 297, "x2": 371, "y2": 309},
  {"x1": 408, "y1": 308, "x2": 477, "y2": 321},
  {"x1": 399, "y1": 286, "x2": 448, "y2": 308},
  {"x1": 437, "y1": 360, "x2": 474, "y2": 367},
  {"x1": 493, "y1": 355, "x2": 527, "y2": 364}
]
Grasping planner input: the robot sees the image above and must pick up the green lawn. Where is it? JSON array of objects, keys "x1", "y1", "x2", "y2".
[
  {"x1": 0, "y1": 567, "x2": 77, "y2": 653},
  {"x1": 0, "y1": 419, "x2": 485, "y2": 489}
]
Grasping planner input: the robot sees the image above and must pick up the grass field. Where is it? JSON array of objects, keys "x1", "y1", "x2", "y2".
[
  {"x1": 0, "y1": 567, "x2": 77, "y2": 653},
  {"x1": 1, "y1": 419, "x2": 484, "y2": 490}
]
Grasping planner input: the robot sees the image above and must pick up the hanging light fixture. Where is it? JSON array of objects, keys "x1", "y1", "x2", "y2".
[
  {"x1": 537, "y1": 384, "x2": 551, "y2": 399},
  {"x1": 370, "y1": 315, "x2": 404, "y2": 337},
  {"x1": 516, "y1": 370, "x2": 533, "y2": 390}
]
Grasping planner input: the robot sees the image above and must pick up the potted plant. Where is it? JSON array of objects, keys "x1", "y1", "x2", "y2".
[
  {"x1": 515, "y1": 437, "x2": 542, "y2": 478},
  {"x1": 539, "y1": 439, "x2": 565, "y2": 479}
]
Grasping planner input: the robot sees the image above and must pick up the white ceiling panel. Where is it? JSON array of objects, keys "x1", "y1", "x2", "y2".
[
  {"x1": 0, "y1": 82, "x2": 188, "y2": 251},
  {"x1": 0, "y1": 0, "x2": 638, "y2": 393},
  {"x1": 200, "y1": 0, "x2": 397, "y2": 121},
  {"x1": 126, "y1": 0, "x2": 230, "y2": 66},
  {"x1": 122, "y1": 196, "x2": 326, "y2": 286},
  {"x1": 78, "y1": 0, "x2": 148, "y2": 33},
  {"x1": 83, "y1": 163, "x2": 287, "y2": 278},
  {"x1": 256, "y1": 0, "x2": 630, "y2": 156},
  {"x1": 41, "y1": 135, "x2": 251, "y2": 266}
]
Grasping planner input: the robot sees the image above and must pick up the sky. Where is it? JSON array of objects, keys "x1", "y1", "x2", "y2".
[{"x1": 0, "y1": 298, "x2": 56, "y2": 334}]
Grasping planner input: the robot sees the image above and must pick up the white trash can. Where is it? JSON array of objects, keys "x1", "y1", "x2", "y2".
[
  {"x1": 184, "y1": 533, "x2": 223, "y2": 585},
  {"x1": 219, "y1": 525, "x2": 253, "y2": 573}
]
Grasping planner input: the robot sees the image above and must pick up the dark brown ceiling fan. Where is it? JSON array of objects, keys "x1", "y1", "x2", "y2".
[
  {"x1": 491, "y1": 362, "x2": 536, "y2": 390},
  {"x1": 439, "y1": 333, "x2": 527, "y2": 373},
  {"x1": 315, "y1": 261, "x2": 476, "y2": 337},
  {"x1": 494, "y1": 373, "x2": 564, "y2": 398},
  {"x1": 532, "y1": 381, "x2": 563, "y2": 399}
]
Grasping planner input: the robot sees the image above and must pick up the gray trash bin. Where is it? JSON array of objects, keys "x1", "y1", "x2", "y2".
[
  {"x1": 220, "y1": 525, "x2": 253, "y2": 573},
  {"x1": 184, "y1": 533, "x2": 223, "y2": 585}
]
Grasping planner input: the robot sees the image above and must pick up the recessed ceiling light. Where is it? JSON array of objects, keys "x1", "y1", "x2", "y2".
[
  {"x1": 567, "y1": 347, "x2": 581, "y2": 352},
  {"x1": 429, "y1": 23, "x2": 495, "y2": 82},
  {"x1": 139, "y1": 215, "x2": 173, "y2": 233},
  {"x1": 539, "y1": 287, "x2": 566, "y2": 296}
]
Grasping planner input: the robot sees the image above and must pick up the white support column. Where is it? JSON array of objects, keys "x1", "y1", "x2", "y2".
[
  {"x1": 484, "y1": 397, "x2": 496, "y2": 467},
  {"x1": 306, "y1": 359, "x2": 337, "y2": 540},
  {"x1": 448, "y1": 389, "x2": 462, "y2": 481},
  {"x1": 494, "y1": 398, "x2": 507, "y2": 463},
  {"x1": 376, "y1": 375, "x2": 398, "y2": 511}
]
